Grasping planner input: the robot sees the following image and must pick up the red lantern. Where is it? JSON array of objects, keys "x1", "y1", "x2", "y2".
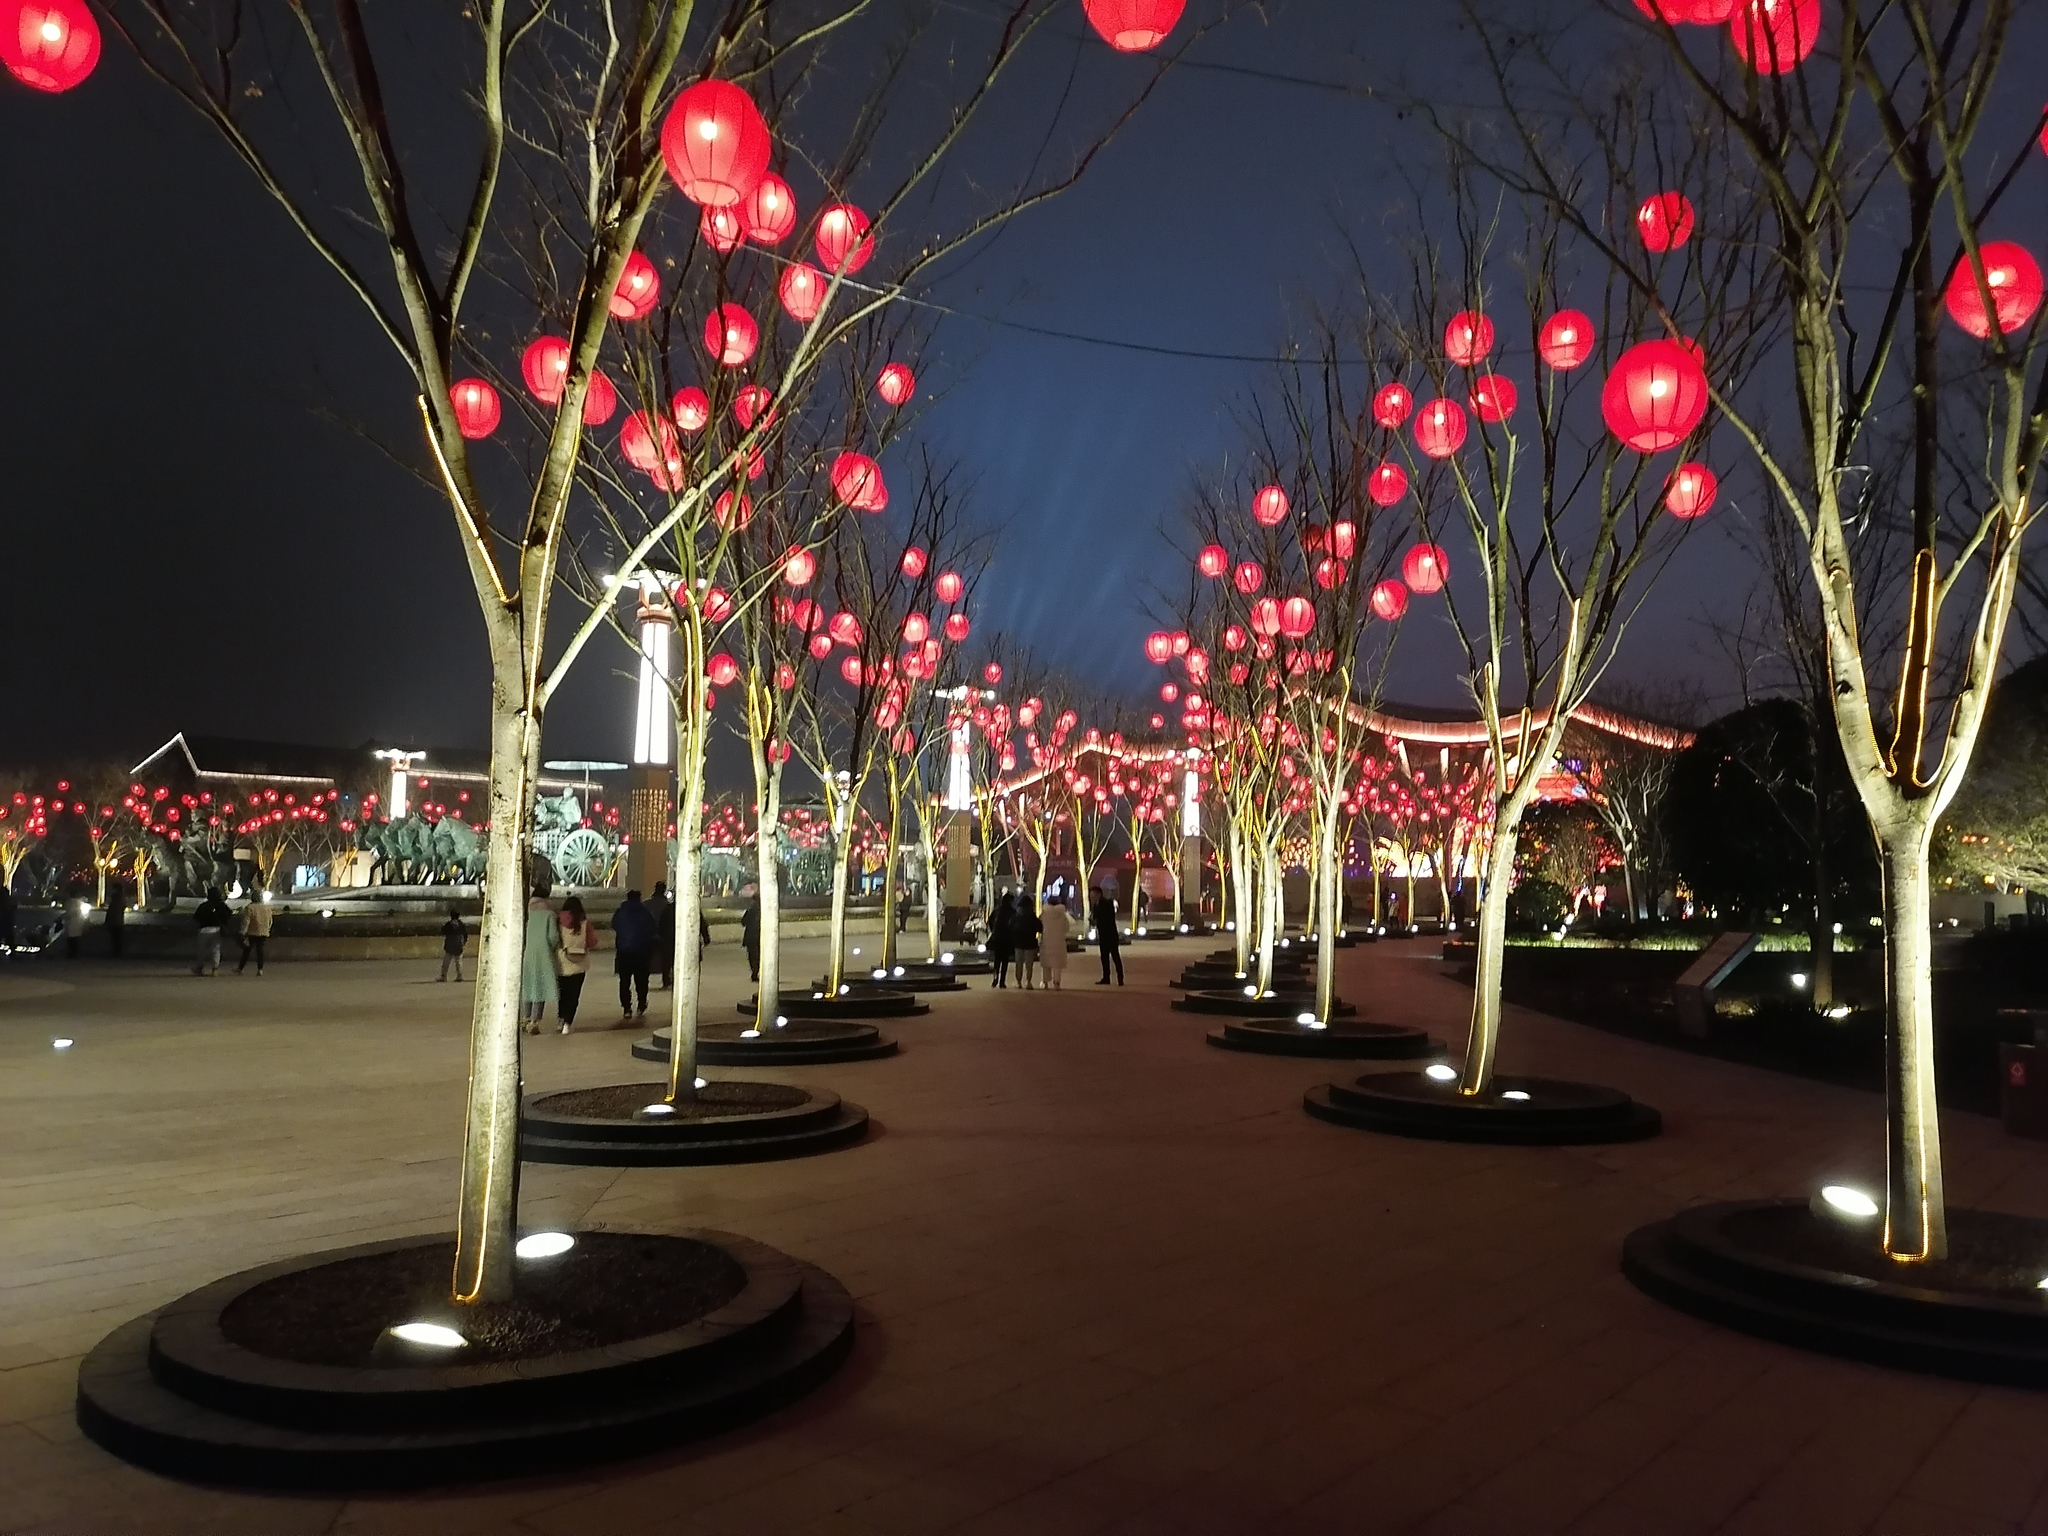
[
  {"x1": 1601, "y1": 339, "x2": 1710, "y2": 452},
  {"x1": 1402, "y1": 543, "x2": 1448, "y2": 594},
  {"x1": 815, "y1": 203, "x2": 874, "y2": 274},
  {"x1": 1470, "y1": 375, "x2": 1518, "y2": 423},
  {"x1": 1444, "y1": 311, "x2": 1495, "y2": 367},
  {"x1": 1232, "y1": 560, "x2": 1264, "y2": 595},
  {"x1": 1187, "y1": 649, "x2": 1209, "y2": 681},
  {"x1": 1730, "y1": 0, "x2": 1819, "y2": 72},
  {"x1": 1082, "y1": 0, "x2": 1186, "y2": 51},
  {"x1": 610, "y1": 251, "x2": 661, "y2": 320},
  {"x1": 661, "y1": 80, "x2": 772, "y2": 207},
  {"x1": 1151, "y1": 714, "x2": 1166, "y2": 730},
  {"x1": 734, "y1": 384, "x2": 775, "y2": 430},
  {"x1": 1197, "y1": 543, "x2": 1230, "y2": 578},
  {"x1": 1369, "y1": 579, "x2": 1409, "y2": 622},
  {"x1": 876, "y1": 362, "x2": 916, "y2": 407},
  {"x1": 448, "y1": 379, "x2": 501, "y2": 439},
  {"x1": 809, "y1": 633, "x2": 835, "y2": 660},
  {"x1": 776, "y1": 663, "x2": 796, "y2": 690},
  {"x1": 715, "y1": 491, "x2": 754, "y2": 530},
  {"x1": 985, "y1": 662, "x2": 1004, "y2": 685},
  {"x1": 1538, "y1": 310, "x2": 1596, "y2": 370},
  {"x1": 581, "y1": 370, "x2": 618, "y2": 425},
  {"x1": 1249, "y1": 598, "x2": 1282, "y2": 637},
  {"x1": 1634, "y1": 0, "x2": 1739, "y2": 20},
  {"x1": 620, "y1": 410, "x2": 681, "y2": 474},
  {"x1": 1943, "y1": 242, "x2": 2045, "y2": 339},
  {"x1": 831, "y1": 452, "x2": 888, "y2": 512},
  {"x1": 828, "y1": 611, "x2": 864, "y2": 647},
  {"x1": 839, "y1": 655, "x2": 865, "y2": 686},
  {"x1": 1161, "y1": 683, "x2": 1180, "y2": 703},
  {"x1": 521, "y1": 336, "x2": 571, "y2": 403},
  {"x1": 1373, "y1": 382, "x2": 1414, "y2": 429},
  {"x1": 1252, "y1": 485, "x2": 1290, "y2": 525},
  {"x1": 1330, "y1": 520, "x2": 1357, "y2": 558},
  {"x1": 1414, "y1": 398, "x2": 1468, "y2": 458},
  {"x1": 702, "y1": 587, "x2": 735, "y2": 622},
  {"x1": 1314, "y1": 557, "x2": 1345, "y2": 590},
  {"x1": 1279, "y1": 596, "x2": 1316, "y2": 638},
  {"x1": 672, "y1": 386, "x2": 711, "y2": 433},
  {"x1": 707, "y1": 654, "x2": 741, "y2": 688},
  {"x1": 779, "y1": 263, "x2": 826, "y2": 324},
  {"x1": 1664, "y1": 463, "x2": 1719, "y2": 518},
  {"x1": 1223, "y1": 624, "x2": 1248, "y2": 652},
  {"x1": 1172, "y1": 630, "x2": 1191, "y2": 655},
  {"x1": 2, "y1": 0, "x2": 98, "y2": 92},
  {"x1": 706, "y1": 304, "x2": 759, "y2": 367},
  {"x1": 901, "y1": 546, "x2": 929, "y2": 578},
  {"x1": 741, "y1": 173, "x2": 797, "y2": 244},
  {"x1": 944, "y1": 613, "x2": 971, "y2": 643},
  {"x1": 935, "y1": 570, "x2": 964, "y2": 603},
  {"x1": 1145, "y1": 631, "x2": 1174, "y2": 664},
  {"x1": 1636, "y1": 192, "x2": 1696, "y2": 254},
  {"x1": 1227, "y1": 662, "x2": 1250, "y2": 684},
  {"x1": 783, "y1": 547, "x2": 817, "y2": 585},
  {"x1": 1366, "y1": 462, "x2": 1408, "y2": 508},
  {"x1": 700, "y1": 204, "x2": 745, "y2": 254},
  {"x1": 903, "y1": 613, "x2": 930, "y2": 644}
]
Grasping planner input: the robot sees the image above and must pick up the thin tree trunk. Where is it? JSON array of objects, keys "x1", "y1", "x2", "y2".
[
  {"x1": 879, "y1": 766, "x2": 902, "y2": 970},
  {"x1": 824, "y1": 814, "x2": 853, "y2": 993},
  {"x1": 1255, "y1": 840, "x2": 1280, "y2": 994},
  {"x1": 1230, "y1": 823, "x2": 1254, "y2": 973},
  {"x1": 1315, "y1": 798, "x2": 1340, "y2": 1022},
  {"x1": 1458, "y1": 821, "x2": 1521, "y2": 1095},
  {"x1": 753, "y1": 753, "x2": 783, "y2": 1029},
  {"x1": 1879, "y1": 820, "x2": 1946, "y2": 1260},
  {"x1": 921, "y1": 808, "x2": 941, "y2": 960}
]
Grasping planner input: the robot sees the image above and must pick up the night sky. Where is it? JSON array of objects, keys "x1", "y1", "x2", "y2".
[{"x1": 0, "y1": 2, "x2": 1852, "y2": 771}]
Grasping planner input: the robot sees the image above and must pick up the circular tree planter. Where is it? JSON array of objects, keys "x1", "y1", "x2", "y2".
[
  {"x1": 1623, "y1": 1200, "x2": 2048, "y2": 1387},
  {"x1": 75, "y1": 1229, "x2": 853, "y2": 1489},
  {"x1": 1173, "y1": 965, "x2": 1311, "y2": 991},
  {"x1": 1174, "y1": 989, "x2": 1355, "y2": 1018},
  {"x1": 1304, "y1": 1070, "x2": 1661, "y2": 1143},
  {"x1": 521, "y1": 1081, "x2": 868, "y2": 1166},
  {"x1": 819, "y1": 967, "x2": 966, "y2": 994},
  {"x1": 1206, "y1": 1018, "x2": 1441, "y2": 1059},
  {"x1": 742, "y1": 989, "x2": 927, "y2": 1020},
  {"x1": 636, "y1": 1019, "x2": 898, "y2": 1067}
]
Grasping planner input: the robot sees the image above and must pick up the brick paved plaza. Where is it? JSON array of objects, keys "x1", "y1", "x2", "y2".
[{"x1": 5, "y1": 936, "x2": 2048, "y2": 1535}]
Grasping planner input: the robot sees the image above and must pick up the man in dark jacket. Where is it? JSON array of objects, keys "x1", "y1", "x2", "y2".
[
  {"x1": 648, "y1": 880, "x2": 675, "y2": 991},
  {"x1": 612, "y1": 890, "x2": 656, "y2": 1021},
  {"x1": 740, "y1": 890, "x2": 761, "y2": 981},
  {"x1": 1091, "y1": 889, "x2": 1124, "y2": 986},
  {"x1": 192, "y1": 886, "x2": 232, "y2": 976}
]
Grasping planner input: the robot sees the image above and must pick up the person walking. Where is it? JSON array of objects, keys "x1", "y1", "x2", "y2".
[
  {"x1": 556, "y1": 896, "x2": 595, "y2": 1033},
  {"x1": 611, "y1": 888, "x2": 655, "y2": 1022},
  {"x1": 741, "y1": 888, "x2": 761, "y2": 982},
  {"x1": 192, "y1": 886, "x2": 231, "y2": 976},
  {"x1": 649, "y1": 880, "x2": 675, "y2": 991},
  {"x1": 62, "y1": 894, "x2": 88, "y2": 959},
  {"x1": 1040, "y1": 895, "x2": 1071, "y2": 990},
  {"x1": 438, "y1": 905, "x2": 468, "y2": 981},
  {"x1": 988, "y1": 891, "x2": 1016, "y2": 988},
  {"x1": 105, "y1": 880, "x2": 128, "y2": 958},
  {"x1": 1012, "y1": 899, "x2": 1042, "y2": 990},
  {"x1": 236, "y1": 892, "x2": 274, "y2": 975},
  {"x1": 1091, "y1": 888, "x2": 1124, "y2": 986},
  {"x1": 519, "y1": 886, "x2": 560, "y2": 1033}
]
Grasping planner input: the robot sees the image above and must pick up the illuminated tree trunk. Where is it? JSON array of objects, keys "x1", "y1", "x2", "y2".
[
  {"x1": 1255, "y1": 838, "x2": 1280, "y2": 994},
  {"x1": 1459, "y1": 814, "x2": 1521, "y2": 1095},
  {"x1": 823, "y1": 794, "x2": 854, "y2": 993},
  {"x1": 751, "y1": 746, "x2": 783, "y2": 1030},
  {"x1": 879, "y1": 762, "x2": 903, "y2": 969},
  {"x1": 1876, "y1": 818, "x2": 1944, "y2": 1258},
  {"x1": 1229, "y1": 822, "x2": 1254, "y2": 974},
  {"x1": 665, "y1": 639, "x2": 708, "y2": 1102},
  {"x1": 919, "y1": 803, "x2": 942, "y2": 959},
  {"x1": 1315, "y1": 797, "x2": 1341, "y2": 1022}
]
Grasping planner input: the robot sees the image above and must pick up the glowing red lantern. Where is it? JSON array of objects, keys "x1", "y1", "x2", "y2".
[
  {"x1": 1330, "y1": 521, "x2": 1358, "y2": 558},
  {"x1": 839, "y1": 655, "x2": 865, "y2": 686},
  {"x1": 779, "y1": 263, "x2": 826, "y2": 324},
  {"x1": 1373, "y1": 382, "x2": 1414, "y2": 429},
  {"x1": 776, "y1": 663, "x2": 796, "y2": 690},
  {"x1": 1444, "y1": 311, "x2": 1495, "y2": 366},
  {"x1": 1145, "y1": 631, "x2": 1175, "y2": 664},
  {"x1": 1249, "y1": 598, "x2": 1282, "y2": 637},
  {"x1": 1161, "y1": 683, "x2": 1180, "y2": 703},
  {"x1": 901, "y1": 546, "x2": 929, "y2": 578},
  {"x1": 1471, "y1": 375, "x2": 1518, "y2": 423},
  {"x1": 815, "y1": 204, "x2": 874, "y2": 274},
  {"x1": 1363, "y1": 462, "x2": 1406, "y2": 509},
  {"x1": 1664, "y1": 463, "x2": 1719, "y2": 518},
  {"x1": 581, "y1": 370, "x2": 618, "y2": 425},
  {"x1": 876, "y1": 363, "x2": 916, "y2": 407},
  {"x1": 734, "y1": 384, "x2": 775, "y2": 430},
  {"x1": 1172, "y1": 630, "x2": 1191, "y2": 655},
  {"x1": 1233, "y1": 560, "x2": 1264, "y2": 594},
  {"x1": 985, "y1": 662, "x2": 1004, "y2": 685},
  {"x1": 1538, "y1": 310, "x2": 1596, "y2": 370},
  {"x1": 521, "y1": 336, "x2": 571, "y2": 404},
  {"x1": 707, "y1": 654, "x2": 741, "y2": 687},
  {"x1": 448, "y1": 379, "x2": 501, "y2": 440},
  {"x1": 944, "y1": 613, "x2": 971, "y2": 643},
  {"x1": 1151, "y1": 714, "x2": 1166, "y2": 730},
  {"x1": 1223, "y1": 624, "x2": 1248, "y2": 652},
  {"x1": 1227, "y1": 661, "x2": 1250, "y2": 684},
  {"x1": 1082, "y1": 0, "x2": 1186, "y2": 50},
  {"x1": 808, "y1": 633, "x2": 834, "y2": 660},
  {"x1": 1414, "y1": 398, "x2": 1468, "y2": 458},
  {"x1": 1601, "y1": 339, "x2": 1710, "y2": 452},
  {"x1": 610, "y1": 251, "x2": 661, "y2": 320},
  {"x1": 1197, "y1": 543, "x2": 1230, "y2": 578},
  {"x1": 1636, "y1": 192, "x2": 1696, "y2": 254},
  {"x1": 1278, "y1": 596, "x2": 1316, "y2": 638},
  {"x1": 700, "y1": 204, "x2": 744, "y2": 254},
  {"x1": 620, "y1": 410, "x2": 682, "y2": 476},
  {"x1": 702, "y1": 587, "x2": 735, "y2": 622},
  {"x1": 706, "y1": 304, "x2": 759, "y2": 367},
  {"x1": 1187, "y1": 649, "x2": 1209, "y2": 681},
  {"x1": 1943, "y1": 242, "x2": 2045, "y2": 339},
  {"x1": 831, "y1": 452, "x2": 888, "y2": 512},
  {"x1": 1402, "y1": 543, "x2": 1448, "y2": 594},
  {"x1": 902, "y1": 613, "x2": 930, "y2": 644},
  {"x1": 741, "y1": 174, "x2": 797, "y2": 244},
  {"x1": 1730, "y1": 0, "x2": 1819, "y2": 72},
  {"x1": 713, "y1": 490, "x2": 753, "y2": 529},
  {"x1": 1314, "y1": 557, "x2": 1345, "y2": 590},
  {"x1": 2, "y1": 0, "x2": 98, "y2": 92},
  {"x1": 783, "y1": 547, "x2": 817, "y2": 586},
  {"x1": 935, "y1": 570, "x2": 965, "y2": 603},
  {"x1": 661, "y1": 80, "x2": 772, "y2": 207},
  {"x1": 672, "y1": 386, "x2": 711, "y2": 434},
  {"x1": 828, "y1": 611, "x2": 863, "y2": 647},
  {"x1": 1252, "y1": 485, "x2": 1290, "y2": 526},
  {"x1": 1369, "y1": 579, "x2": 1409, "y2": 622}
]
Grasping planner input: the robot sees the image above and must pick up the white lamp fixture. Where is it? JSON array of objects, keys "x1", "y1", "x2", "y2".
[
  {"x1": 1424, "y1": 1063, "x2": 1458, "y2": 1083},
  {"x1": 52, "y1": 1038, "x2": 74, "y2": 1050},
  {"x1": 515, "y1": 1232, "x2": 575, "y2": 1260},
  {"x1": 1502, "y1": 1089, "x2": 1531, "y2": 1102},
  {"x1": 1820, "y1": 1184, "x2": 1879, "y2": 1218},
  {"x1": 643, "y1": 1103, "x2": 675, "y2": 1116},
  {"x1": 387, "y1": 1322, "x2": 467, "y2": 1349}
]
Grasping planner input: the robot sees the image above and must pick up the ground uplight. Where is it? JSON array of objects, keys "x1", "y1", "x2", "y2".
[
  {"x1": 643, "y1": 1103, "x2": 675, "y2": 1116},
  {"x1": 1425, "y1": 1064, "x2": 1458, "y2": 1082},
  {"x1": 515, "y1": 1232, "x2": 575, "y2": 1260},
  {"x1": 388, "y1": 1322, "x2": 466, "y2": 1348},
  {"x1": 741, "y1": 1028, "x2": 761, "y2": 1038},
  {"x1": 1820, "y1": 1184, "x2": 1879, "y2": 1218},
  {"x1": 1502, "y1": 1089, "x2": 1530, "y2": 1101},
  {"x1": 53, "y1": 1038, "x2": 74, "y2": 1050}
]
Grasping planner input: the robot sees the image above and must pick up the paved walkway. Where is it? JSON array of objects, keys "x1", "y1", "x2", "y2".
[{"x1": 3, "y1": 935, "x2": 2047, "y2": 1535}]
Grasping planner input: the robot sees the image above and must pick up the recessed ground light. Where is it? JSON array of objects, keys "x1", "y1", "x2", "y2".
[
  {"x1": 851, "y1": 947, "x2": 861, "y2": 956},
  {"x1": 2038, "y1": 1278, "x2": 2048, "y2": 1291},
  {"x1": 1243, "y1": 985, "x2": 1258, "y2": 996},
  {"x1": 775, "y1": 1015, "x2": 788, "y2": 1027},
  {"x1": 388, "y1": 1322, "x2": 466, "y2": 1348},
  {"x1": 811, "y1": 991, "x2": 824, "y2": 1000},
  {"x1": 1825, "y1": 1004, "x2": 1853, "y2": 1020},
  {"x1": 740, "y1": 1028, "x2": 761, "y2": 1038},
  {"x1": 1425, "y1": 1064, "x2": 1458, "y2": 1083},
  {"x1": 1136, "y1": 926, "x2": 1148, "y2": 936},
  {"x1": 872, "y1": 968, "x2": 888, "y2": 980},
  {"x1": 838, "y1": 984, "x2": 850, "y2": 996},
  {"x1": 940, "y1": 952, "x2": 956, "y2": 965},
  {"x1": 320, "y1": 909, "x2": 334, "y2": 919},
  {"x1": 1178, "y1": 924, "x2": 1189, "y2": 934},
  {"x1": 516, "y1": 1232, "x2": 575, "y2": 1260},
  {"x1": 1820, "y1": 1184, "x2": 1879, "y2": 1218},
  {"x1": 1225, "y1": 922, "x2": 1236, "y2": 932},
  {"x1": 892, "y1": 966, "x2": 905, "y2": 977},
  {"x1": 1296, "y1": 1012, "x2": 1316, "y2": 1025},
  {"x1": 1792, "y1": 972, "x2": 1809, "y2": 988},
  {"x1": 1502, "y1": 1090, "x2": 1531, "y2": 1101},
  {"x1": 643, "y1": 1103, "x2": 675, "y2": 1116},
  {"x1": 52, "y1": 1038, "x2": 73, "y2": 1050},
  {"x1": 694, "y1": 1076, "x2": 707, "y2": 1089}
]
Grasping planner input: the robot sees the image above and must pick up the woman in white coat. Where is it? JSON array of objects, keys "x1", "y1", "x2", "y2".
[{"x1": 1038, "y1": 894, "x2": 1072, "y2": 990}]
